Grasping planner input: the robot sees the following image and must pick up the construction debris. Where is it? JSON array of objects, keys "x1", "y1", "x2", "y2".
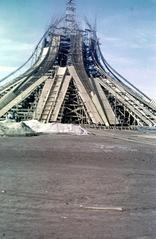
[
  {"x1": 0, "y1": 120, "x2": 35, "y2": 136},
  {"x1": 24, "y1": 120, "x2": 89, "y2": 135},
  {"x1": 0, "y1": 119, "x2": 88, "y2": 136}
]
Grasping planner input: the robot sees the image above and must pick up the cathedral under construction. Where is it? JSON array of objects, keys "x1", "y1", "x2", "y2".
[{"x1": 0, "y1": 0, "x2": 156, "y2": 127}]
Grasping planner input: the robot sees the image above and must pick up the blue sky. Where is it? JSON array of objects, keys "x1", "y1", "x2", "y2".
[{"x1": 0, "y1": 0, "x2": 156, "y2": 99}]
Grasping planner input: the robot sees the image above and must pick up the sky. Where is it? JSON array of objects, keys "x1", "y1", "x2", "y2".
[{"x1": 0, "y1": 0, "x2": 156, "y2": 99}]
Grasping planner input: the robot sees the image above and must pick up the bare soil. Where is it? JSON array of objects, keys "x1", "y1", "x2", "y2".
[{"x1": 0, "y1": 129, "x2": 156, "y2": 239}]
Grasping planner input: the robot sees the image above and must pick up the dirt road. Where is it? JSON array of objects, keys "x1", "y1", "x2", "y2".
[{"x1": 0, "y1": 130, "x2": 156, "y2": 238}]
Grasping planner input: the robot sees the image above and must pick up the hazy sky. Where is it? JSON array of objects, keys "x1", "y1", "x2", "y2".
[{"x1": 0, "y1": 0, "x2": 156, "y2": 98}]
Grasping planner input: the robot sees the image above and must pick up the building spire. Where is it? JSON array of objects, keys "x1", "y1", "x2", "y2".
[{"x1": 65, "y1": 0, "x2": 76, "y2": 34}]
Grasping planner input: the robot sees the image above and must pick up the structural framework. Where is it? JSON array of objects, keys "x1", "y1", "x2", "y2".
[{"x1": 0, "y1": 0, "x2": 156, "y2": 126}]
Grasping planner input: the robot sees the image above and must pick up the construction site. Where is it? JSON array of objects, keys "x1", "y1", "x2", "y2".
[
  {"x1": 0, "y1": 0, "x2": 155, "y2": 128},
  {"x1": 0, "y1": 1, "x2": 156, "y2": 239}
]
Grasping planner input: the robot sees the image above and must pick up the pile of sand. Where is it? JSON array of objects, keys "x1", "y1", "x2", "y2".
[
  {"x1": 0, "y1": 120, "x2": 35, "y2": 136},
  {"x1": 24, "y1": 120, "x2": 88, "y2": 135}
]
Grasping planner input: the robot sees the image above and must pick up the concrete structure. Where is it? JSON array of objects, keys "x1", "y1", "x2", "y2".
[{"x1": 0, "y1": 0, "x2": 156, "y2": 126}]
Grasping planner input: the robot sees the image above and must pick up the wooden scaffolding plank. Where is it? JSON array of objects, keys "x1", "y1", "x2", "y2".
[
  {"x1": 0, "y1": 76, "x2": 48, "y2": 118},
  {"x1": 97, "y1": 78, "x2": 152, "y2": 126},
  {"x1": 68, "y1": 66, "x2": 103, "y2": 124},
  {"x1": 40, "y1": 67, "x2": 66, "y2": 122},
  {"x1": 34, "y1": 77, "x2": 55, "y2": 120},
  {"x1": 50, "y1": 75, "x2": 71, "y2": 122},
  {"x1": 94, "y1": 79, "x2": 118, "y2": 125}
]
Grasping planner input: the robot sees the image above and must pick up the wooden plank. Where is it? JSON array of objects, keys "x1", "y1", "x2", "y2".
[
  {"x1": 50, "y1": 75, "x2": 71, "y2": 122},
  {"x1": 97, "y1": 78, "x2": 152, "y2": 126},
  {"x1": 0, "y1": 76, "x2": 48, "y2": 118},
  {"x1": 68, "y1": 66, "x2": 103, "y2": 124},
  {"x1": 34, "y1": 78, "x2": 55, "y2": 120},
  {"x1": 40, "y1": 67, "x2": 66, "y2": 122},
  {"x1": 94, "y1": 79, "x2": 118, "y2": 125}
]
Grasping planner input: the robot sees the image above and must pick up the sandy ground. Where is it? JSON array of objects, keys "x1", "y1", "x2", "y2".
[{"x1": 0, "y1": 129, "x2": 156, "y2": 239}]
